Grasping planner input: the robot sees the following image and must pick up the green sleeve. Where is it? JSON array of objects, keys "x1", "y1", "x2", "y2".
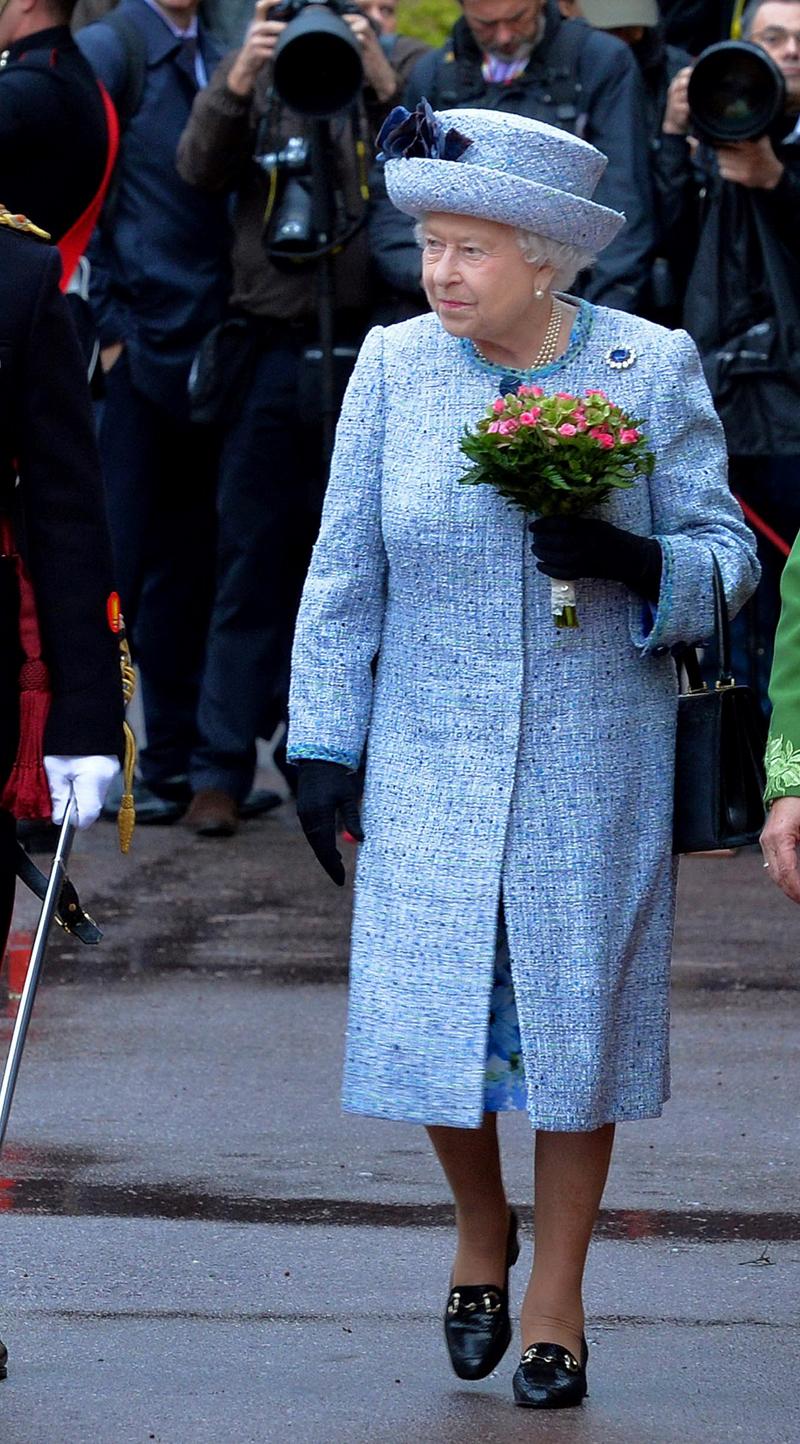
[{"x1": 765, "y1": 536, "x2": 800, "y2": 802}]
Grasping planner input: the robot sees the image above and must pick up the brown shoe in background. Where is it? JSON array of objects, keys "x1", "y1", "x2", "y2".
[{"x1": 184, "y1": 788, "x2": 239, "y2": 838}]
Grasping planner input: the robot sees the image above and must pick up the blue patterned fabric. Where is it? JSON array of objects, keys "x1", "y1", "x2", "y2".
[
  {"x1": 485, "y1": 917, "x2": 526, "y2": 1113},
  {"x1": 288, "y1": 305, "x2": 760, "y2": 1131}
]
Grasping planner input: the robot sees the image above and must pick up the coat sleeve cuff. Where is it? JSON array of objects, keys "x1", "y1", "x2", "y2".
[
  {"x1": 286, "y1": 743, "x2": 361, "y2": 769},
  {"x1": 628, "y1": 537, "x2": 673, "y2": 654},
  {"x1": 764, "y1": 733, "x2": 800, "y2": 803}
]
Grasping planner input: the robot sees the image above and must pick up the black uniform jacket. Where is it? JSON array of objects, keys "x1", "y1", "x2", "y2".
[
  {"x1": 0, "y1": 25, "x2": 108, "y2": 242},
  {"x1": 0, "y1": 228, "x2": 124, "y2": 785}
]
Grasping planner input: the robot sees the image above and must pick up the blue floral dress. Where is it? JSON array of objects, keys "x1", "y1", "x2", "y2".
[{"x1": 485, "y1": 914, "x2": 526, "y2": 1112}]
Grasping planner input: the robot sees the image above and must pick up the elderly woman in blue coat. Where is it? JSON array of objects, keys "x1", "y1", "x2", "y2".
[{"x1": 287, "y1": 105, "x2": 759, "y2": 1409}]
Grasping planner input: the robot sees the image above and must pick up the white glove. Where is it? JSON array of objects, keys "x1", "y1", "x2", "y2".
[{"x1": 44, "y1": 754, "x2": 121, "y2": 830}]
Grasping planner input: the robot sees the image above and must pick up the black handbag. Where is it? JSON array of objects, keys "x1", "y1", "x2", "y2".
[{"x1": 672, "y1": 558, "x2": 767, "y2": 853}]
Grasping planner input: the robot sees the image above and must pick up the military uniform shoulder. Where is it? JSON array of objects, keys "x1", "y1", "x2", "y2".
[
  {"x1": 0, "y1": 205, "x2": 51, "y2": 242},
  {"x1": 0, "y1": 214, "x2": 59, "y2": 302}
]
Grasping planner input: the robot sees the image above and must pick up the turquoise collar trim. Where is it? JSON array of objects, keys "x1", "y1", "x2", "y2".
[{"x1": 460, "y1": 297, "x2": 594, "y2": 382}]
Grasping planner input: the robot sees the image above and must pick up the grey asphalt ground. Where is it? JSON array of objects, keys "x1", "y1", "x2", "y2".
[{"x1": 0, "y1": 795, "x2": 798, "y2": 1444}]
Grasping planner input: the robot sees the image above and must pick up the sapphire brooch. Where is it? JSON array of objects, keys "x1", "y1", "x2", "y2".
[{"x1": 604, "y1": 345, "x2": 637, "y2": 370}]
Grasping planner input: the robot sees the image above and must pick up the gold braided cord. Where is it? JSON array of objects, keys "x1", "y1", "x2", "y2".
[
  {"x1": 0, "y1": 204, "x2": 50, "y2": 241},
  {"x1": 118, "y1": 633, "x2": 137, "y2": 854}
]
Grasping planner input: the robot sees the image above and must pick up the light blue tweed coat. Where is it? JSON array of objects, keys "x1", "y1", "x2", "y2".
[{"x1": 287, "y1": 306, "x2": 759, "y2": 1132}]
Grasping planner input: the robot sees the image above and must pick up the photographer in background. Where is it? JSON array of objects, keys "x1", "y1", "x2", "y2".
[
  {"x1": 656, "y1": 0, "x2": 800, "y2": 710},
  {"x1": 175, "y1": 0, "x2": 379, "y2": 837}
]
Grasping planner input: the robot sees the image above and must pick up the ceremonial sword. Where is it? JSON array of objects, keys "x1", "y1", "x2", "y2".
[{"x1": 0, "y1": 792, "x2": 101, "y2": 1151}]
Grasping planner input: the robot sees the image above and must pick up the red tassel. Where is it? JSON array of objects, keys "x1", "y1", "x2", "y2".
[
  {"x1": 0, "y1": 684, "x2": 52, "y2": 820},
  {"x1": 0, "y1": 519, "x2": 53, "y2": 822}
]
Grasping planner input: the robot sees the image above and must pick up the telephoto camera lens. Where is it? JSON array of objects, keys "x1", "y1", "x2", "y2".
[
  {"x1": 273, "y1": 2, "x2": 363, "y2": 117},
  {"x1": 688, "y1": 40, "x2": 786, "y2": 144}
]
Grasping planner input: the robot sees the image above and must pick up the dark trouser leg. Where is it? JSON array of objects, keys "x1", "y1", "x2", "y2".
[
  {"x1": 190, "y1": 342, "x2": 323, "y2": 801},
  {"x1": 97, "y1": 354, "x2": 159, "y2": 622},
  {"x1": 98, "y1": 356, "x2": 217, "y2": 789}
]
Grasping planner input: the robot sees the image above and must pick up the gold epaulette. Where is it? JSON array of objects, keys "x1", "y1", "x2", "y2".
[{"x1": 0, "y1": 205, "x2": 51, "y2": 242}]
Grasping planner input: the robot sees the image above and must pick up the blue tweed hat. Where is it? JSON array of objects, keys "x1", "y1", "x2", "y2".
[{"x1": 379, "y1": 103, "x2": 625, "y2": 254}]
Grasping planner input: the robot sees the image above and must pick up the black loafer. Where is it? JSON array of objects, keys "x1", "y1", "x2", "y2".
[
  {"x1": 444, "y1": 1207, "x2": 520, "y2": 1380},
  {"x1": 512, "y1": 1336, "x2": 588, "y2": 1408},
  {"x1": 0, "y1": 1336, "x2": 8, "y2": 1380}
]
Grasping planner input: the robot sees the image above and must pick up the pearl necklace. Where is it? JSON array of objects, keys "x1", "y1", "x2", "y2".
[{"x1": 473, "y1": 297, "x2": 563, "y2": 373}]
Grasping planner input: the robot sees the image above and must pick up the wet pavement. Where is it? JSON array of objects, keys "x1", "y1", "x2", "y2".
[{"x1": 0, "y1": 797, "x2": 799, "y2": 1442}]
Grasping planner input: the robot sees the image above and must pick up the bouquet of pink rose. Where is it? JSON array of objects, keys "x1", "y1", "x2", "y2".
[{"x1": 459, "y1": 386, "x2": 655, "y2": 627}]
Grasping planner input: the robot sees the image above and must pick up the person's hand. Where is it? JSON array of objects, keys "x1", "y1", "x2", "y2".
[
  {"x1": 44, "y1": 754, "x2": 121, "y2": 829},
  {"x1": 296, "y1": 759, "x2": 364, "y2": 886},
  {"x1": 662, "y1": 65, "x2": 693, "y2": 135},
  {"x1": 344, "y1": 11, "x2": 396, "y2": 102},
  {"x1": 760, "y1": 796, "x2": 800, "y2": 904},
  {"x1": 100, "y1": 342, "x2": 124, "y2": 374},
  {"x1": 716, "y1": 136, "x2": 785, "y2": 190},
  {"x1": 529, "y1": 516, "x2": 663, "y2": 601},
  {"x1": 227, "y1": 0, "x2": 287, "y2": 97}
]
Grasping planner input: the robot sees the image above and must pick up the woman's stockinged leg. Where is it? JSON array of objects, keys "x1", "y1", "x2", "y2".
[
  {"x1": 426, "y1": 1116, "x2": 512, "y2": 1287},
  {"x1": 520, "y1": 1122, "x2": 616, "y2": 1359}
]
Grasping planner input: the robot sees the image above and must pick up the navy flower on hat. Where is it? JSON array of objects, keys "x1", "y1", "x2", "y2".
[{"x1": 377, "y1": 98, "x2": 473, "y2": 164}]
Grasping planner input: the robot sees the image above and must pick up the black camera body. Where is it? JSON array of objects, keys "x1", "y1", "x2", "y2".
[
  {"x1": 256, "y1": 135, "x2": 311, "y2": 174},
  {"x1": 271, "y1": 0, "x2": 361, "y2": 22},
  {"x1": 688, "y1": 40, "x2": 786, "y2": 144}
]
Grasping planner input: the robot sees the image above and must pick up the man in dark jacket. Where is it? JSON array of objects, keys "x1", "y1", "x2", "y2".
[
  {"x1": 0, "y1": 0, "x2": 108, "y2": 241},
  {"x1": 1, "y1": 222, "x2": 123, "y2": 1380},
  {"x1": 369, "y1": 0, "x2": 656, "y2": 315},
  {"x1": 656, "y1": 0, "x2": 800, "y2": 706},
  {"x1": 77, "y1": 0, "x2": 231, "y2": 823}
]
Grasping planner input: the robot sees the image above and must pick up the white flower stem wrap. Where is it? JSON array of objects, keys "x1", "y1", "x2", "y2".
[
  {"x1": 550, "y1": 578, "x2": 579, "y2": 629},
  {"x1": 44, "y1": 755, "x2": 120, "y2": 829}
]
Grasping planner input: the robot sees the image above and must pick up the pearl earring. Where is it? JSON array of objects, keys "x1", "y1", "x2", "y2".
[{"x1": 535, "y1": 288, "x2": 544, "y2": 299}]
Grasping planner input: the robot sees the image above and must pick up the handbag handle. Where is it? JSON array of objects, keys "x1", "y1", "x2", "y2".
[
  {"x1": 678, "y1": 553, "x2": 733, "y2": 693},
  {"x1": 711, "y1": 554, "x2": 734, "y2": 687}
]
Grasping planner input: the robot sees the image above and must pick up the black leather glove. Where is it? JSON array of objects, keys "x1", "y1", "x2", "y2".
[
  {"x1": 529, "y1": 516, "x2": 663, "y2": 603},
  {"x1": 296, "y1": 760, "x2": 364, "y2": 887}
]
